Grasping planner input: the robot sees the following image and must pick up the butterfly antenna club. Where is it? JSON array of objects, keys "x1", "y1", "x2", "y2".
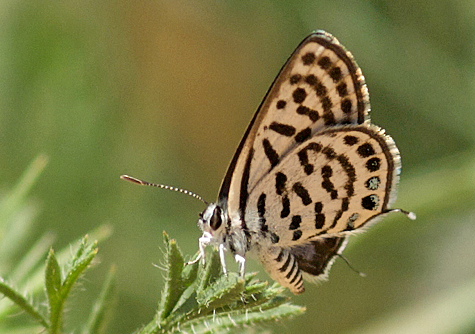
[{"x1": 120, "y1": 175, "x2": 209, "y2": 205}]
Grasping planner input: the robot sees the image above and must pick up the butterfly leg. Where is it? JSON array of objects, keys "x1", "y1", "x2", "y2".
[
  {"x1": 234, "y1": 254, "x2": 246, "y2": 278},
  {"x1": 219, "y1": 243, "x2": 228, "y2": 276},
  {"x1": 187, "y1": 232, "x2": 212, "y2": 265}
]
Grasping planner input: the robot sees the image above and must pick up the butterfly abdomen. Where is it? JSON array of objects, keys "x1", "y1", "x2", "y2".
[{"x1": 258, "y1": 246, "x2": 305, "y2": 294}]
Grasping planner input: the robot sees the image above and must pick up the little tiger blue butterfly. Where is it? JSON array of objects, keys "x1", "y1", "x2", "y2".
[{"x1": 122, "y1": 31, "x2": 415, "y2": 294}]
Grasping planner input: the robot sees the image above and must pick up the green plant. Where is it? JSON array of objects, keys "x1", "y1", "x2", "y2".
[
  {"x1": 0, "y1": 156, "x2": 114, "y2": 334},
  {"x1": 137, "y1": 233, "x2": 305, "y2": 334},
  {"x1": 0, "y1": 156, "x2": 304, "y2": 333}
]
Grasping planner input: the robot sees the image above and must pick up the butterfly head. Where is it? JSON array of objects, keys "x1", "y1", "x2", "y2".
[{"x1": 198, "y1": 203, "x2": 227, "y2": 242}]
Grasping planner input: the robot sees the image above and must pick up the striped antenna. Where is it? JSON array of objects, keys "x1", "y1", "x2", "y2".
[{"x1": 120, "y1": 175, "x2": 209, "y2": 205}]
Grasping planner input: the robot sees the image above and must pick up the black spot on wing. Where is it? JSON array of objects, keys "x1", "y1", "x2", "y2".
[
  {"x1": 315, "y1": 82, "x2": 327, "y2": 96},
  {"x1": 315, "y1": 201, "x2": 325, "y2": 229},
  {"x1": 357, "y1": 143, "x2": 376, "y2": 158},
  {"x1": 336, "y1": 154, "x2": 356, "y2": 197},
  {"x1": 318, "y1": 56, "x2": 332, "y2": 69},
  {"x1": 321, "y1": 165, "x2": 338, "y2": 200},
  {"x1": 292, "y1": 182, "x2": 312, "y2": 206},
  {"x1": 276, "y1": 100, "x2": 287, "y2": 109},
  {"x1": 302, "y1": 52, "x2": 316, "y2": 65},
  {"x1": 294, "y1": 127, "x2": 311, "y2": 143},
  {"x1": 315, "y1": 213, "x2": 325, "y2": 229},
  {"x1": 292, "y1": 230, "x2": 302, "y2": 241},
  {"x1": 293, "y1": 88, "x2": 307, "y2": 103},
  {"x1": 290, "y1": 74, "x2": 302, "y2": 84},
  {"x1": 289, "y1": 215, "x2": 301, "y2": 230},
  {"x1": 336, "y1": 82, "x2": 348, "y2": 97},
  {"x1": 262, "y1": 139, "x2": 279, "y2": 167},
  {"x1": 366, "y1": 157, "x2": 381, "y2": 172},
  {"x1": 315, "y1": 202, "x2": 323, "y2": 213},
  {"x1": 362, "y1": 194, "x2": 379, "y2": 210},
  {"x1": 271, "y1": 232, "x2": 280, "y2": 244},
  {"x1": 257, "y1": 193, "x2": 266, "y2": 217},
  {"x1": 329, "y1": 66, "x2": 342, "y2": 82},
  {"x1": 269, "y1": 122, "x2": 296, "y2": 136},
  {"x1": 257, "y1": 193, "x2": 268, "y2": 233},
  {"x1": 281, "y1": 196, "x2": 290, "y2": 218},
  {"x1": 305, "y1": 74, "x2": 317, "y2": 85},
  {"x1": 296, "y1": 105, "x2": 320, "y2": 122},
  {"x1": 341, "y1": 99, "x2": 352, "y2": 114},
  {"x1": 341, "y1": 197, "x2": 349, "y2": 211},
  {"x1": 298, "y1": 142, "x2": 322, "y2": 175},
  {"x1": 343, "y1": 135, "x2": 358, "y2": 146},
  {"x1": 322, "y1": 146, "x2": 336, "y2": 160},
  {"x1": 275, "y1": 172, "x2": 287, "y2": 195},
  {"x1": 365, "y1": 176, "x2": 381, "y2": 190}
]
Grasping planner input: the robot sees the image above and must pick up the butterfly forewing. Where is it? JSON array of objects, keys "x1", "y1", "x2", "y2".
[{"x1": 219, "y1": 31, "x2": 370, "y2": 221}]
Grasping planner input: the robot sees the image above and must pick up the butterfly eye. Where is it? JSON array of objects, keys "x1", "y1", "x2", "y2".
[{"x1": 209, "y1": 206, "x2": 222, "y2": 230}]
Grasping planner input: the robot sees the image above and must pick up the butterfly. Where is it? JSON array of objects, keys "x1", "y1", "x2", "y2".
[{"x1": 122, "y1": 30, "x2": 415, "y2": 294}]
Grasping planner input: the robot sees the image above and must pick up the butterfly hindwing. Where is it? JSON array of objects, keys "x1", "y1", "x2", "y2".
[
  {"x1": 291, "y1": 236, "x2": 348, "y2": 279},
  {"x1": 245, "y1": 125, "x2": 400, "y2": 247}
]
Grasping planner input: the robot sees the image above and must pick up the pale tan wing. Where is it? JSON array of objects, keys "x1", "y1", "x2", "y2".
[
  {"x1": 218, "y1": 31, "x2": 370, "y2": 227},
  {"x1": 244, "y1": 125, "x2": 400, "y2": 247}
]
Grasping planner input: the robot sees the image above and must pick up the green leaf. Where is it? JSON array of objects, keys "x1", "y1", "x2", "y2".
[
  {"x1": 196, "y1": 249, "x2": 221, "y2": 294},
  {"x1": 140, "y1": 234, "x2": 305, "y2": 334},
  {"x1": 167, "y1": 282, "x2": 199, "y2": 323},
  {"x1": 45, "y1": 248, "x2": 63, "y2": 333},
  {"x1": 242, "y1": 279, "x2": 268, "y2": 296},
  {"x1": 179, "y1": 303, "x2": 306, "y2": 334},
  {"x1": 165, "y1": 261, "x2": 200, "y2": 322},
  {"x1": 0, "y1": 277, "x2": 48, "y2": 327},
  {"x1": 27, "y1": 225, "x2": 112, "y2": 292},
  {"x1": 46, "y1": 237, "x2": 98, "y2": 334},
  {"x1": 196, "y1": 272, "x2": 245, "y2": 311},
  {"x1": 228, "y1": 282, "x2": 288, "y2": 313},
  {"x1": 82, "y1": 265, "x2": 117, "y2": 334},
  {"x1": 45, "y1": 249, "x2": 61, "y2": 303},
  {"x1": 181, "y1": 256, "x2": 199, "y2": 288},
  {"x1": 61, "y1": 237, "x2": 98, "y2": 301},
  {"x1": 157, "y1": 232, "x2": 186, "y2": 321}
]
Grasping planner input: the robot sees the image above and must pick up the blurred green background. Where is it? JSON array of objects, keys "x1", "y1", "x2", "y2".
[{"x1": 1, "y1": 1, "x2": 475, "y2": 333}]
